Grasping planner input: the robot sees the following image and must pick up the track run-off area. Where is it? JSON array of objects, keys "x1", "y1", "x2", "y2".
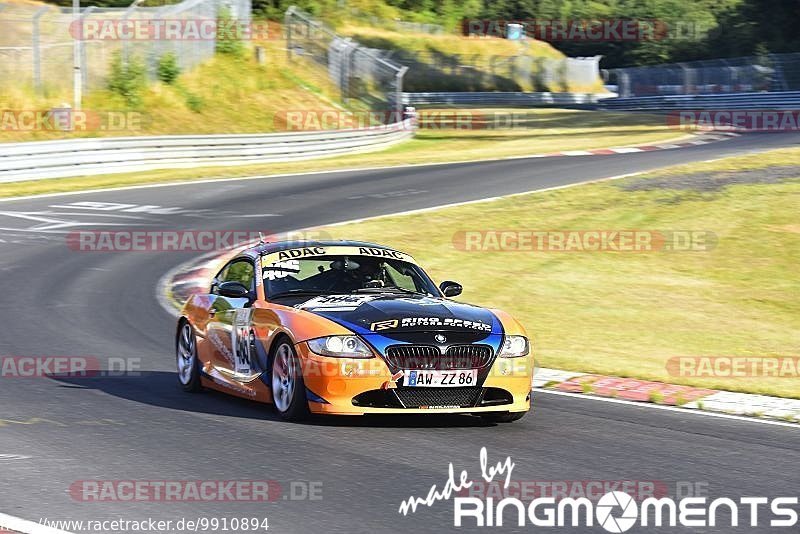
[{"x1": 0, "y1": 132, "x2": 799, "y2": 533}]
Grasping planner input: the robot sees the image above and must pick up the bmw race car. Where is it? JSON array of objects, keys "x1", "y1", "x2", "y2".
[{"x1": 176, "y1": 240, "x2": 533, "y2": 421}]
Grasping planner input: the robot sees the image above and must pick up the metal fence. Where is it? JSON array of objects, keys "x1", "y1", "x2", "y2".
[
  {"x1": 1, "y1": 2, "x2": 77, "y2": 94},
  {"x1": 606, "y1": 53, "x2": 800, "y2": 97},
  {"x1": 285, "y1": 6, "x2": 407, "y2": 119},
  {"x1": 0, "y1": 0, "x2": 249, "y2": 104},
  {"x1": 600, "y1": 91, "x2": 800, "y2": 112}
]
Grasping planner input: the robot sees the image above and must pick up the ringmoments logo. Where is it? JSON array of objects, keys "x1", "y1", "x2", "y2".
[
  {"x1": 398, "y1": 448, "x2": 799, "y2": 530},
  {"x1": 595, "y1": 492, "x2": 638, "y2": 533}
]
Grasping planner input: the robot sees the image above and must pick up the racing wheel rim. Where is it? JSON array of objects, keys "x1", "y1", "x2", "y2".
[
  {"x1": 177, "y1": 323, "x2": 196, "y2": 385},
  {"x1": 271, "y1": 343, "x2": 296, "y2": 413}
]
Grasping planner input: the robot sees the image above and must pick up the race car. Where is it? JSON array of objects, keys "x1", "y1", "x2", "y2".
[{"x1": 176, "y1": 240, "x2": 533, "y2": 421}]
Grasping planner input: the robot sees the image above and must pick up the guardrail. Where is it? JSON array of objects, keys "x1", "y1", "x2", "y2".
[
  {"x1": 0, "y1": 120, "x2": 414, "y2": 183},
  {"x1": 600, "y1": 91, "x2": 800, "y2": 111},
  {"x1": 402, "y1": 92, "x2": 610, "y2": 107}
]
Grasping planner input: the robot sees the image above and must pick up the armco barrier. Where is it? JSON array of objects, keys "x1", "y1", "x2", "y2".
[
  {"x1": 600, "y1": 91, "x2": 800, "y2": 111},
  {"x1": 401, "y1": 92, "x2": 608, "y2": 107},
  {"x1": 0, "y1": 119, "x2": 414, "y2": 183}
]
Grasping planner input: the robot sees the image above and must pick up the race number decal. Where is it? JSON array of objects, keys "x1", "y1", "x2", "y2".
[
  {"x1": 232, "y1": 308, "x2": 254, "y2": 375},
  {"x1": 263, "y1": 259, "x2": 300, "y2": 281}
]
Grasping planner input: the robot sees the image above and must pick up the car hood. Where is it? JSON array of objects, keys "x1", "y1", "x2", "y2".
[{"x1": 296, "y1": 293, "x2": 503, "y2": 343}]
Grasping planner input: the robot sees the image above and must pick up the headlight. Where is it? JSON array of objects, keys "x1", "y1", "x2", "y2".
[
  {"x1": 498, "y1": 335, "x2": 529, "y2": 358},
  {"x1": 307, "y1": 336, "x2": 373, "y2": 358}
]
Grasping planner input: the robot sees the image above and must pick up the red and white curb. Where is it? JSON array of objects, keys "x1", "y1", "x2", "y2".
[
  {"x1": 534, "y1": 368, "x2": 800, "y2": 424},
  {"x1": 530, "y1": 132, "x2": 739, "y2": 158},
  {"x1": 160, "y1": 256, "x2": 799, "y2": 426}
]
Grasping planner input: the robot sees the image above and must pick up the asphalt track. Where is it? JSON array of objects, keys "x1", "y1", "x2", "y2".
[{"x1": 0, "y1": 133, "x2": 799, "y2": 533}]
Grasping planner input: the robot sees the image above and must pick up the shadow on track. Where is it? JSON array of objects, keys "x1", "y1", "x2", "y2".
[{"x1": 47, "y1": 371, "x2": 498, "y2": 429}]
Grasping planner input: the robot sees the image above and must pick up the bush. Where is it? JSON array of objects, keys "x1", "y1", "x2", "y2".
[
  {"x1": 157, "y1": 53, "x2": 181, "y2": 84},
  {"x1": 184, "y1": 91, "x2": 204, "y2": 113},
  {"x1": 107, "y1": 52, "x2": 147, "y2": 107}
]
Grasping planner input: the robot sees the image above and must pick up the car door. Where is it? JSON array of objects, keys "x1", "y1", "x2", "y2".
[{"x1": 207, "y1": 258, "x2": 256, "y2": 377}]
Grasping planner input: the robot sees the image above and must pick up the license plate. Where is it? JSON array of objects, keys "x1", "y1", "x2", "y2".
[{"x1": 404, "y1": 369, "x2": 478, "y2": 387}]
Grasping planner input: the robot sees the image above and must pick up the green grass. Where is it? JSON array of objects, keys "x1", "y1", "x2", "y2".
[
  {"x1": 340, "y1": 23, "x2": 563, "y2": 59},
  {"x1": 0, "y1": 109, "x2": 682, "y2": 198},
  {"x1": 311, "y1": 147, "x2": 800, "y2": 399}
]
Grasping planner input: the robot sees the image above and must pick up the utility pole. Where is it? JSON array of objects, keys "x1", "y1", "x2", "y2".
[{"x1": 73, "y1": 0, "x2": 81, "y2": 110}]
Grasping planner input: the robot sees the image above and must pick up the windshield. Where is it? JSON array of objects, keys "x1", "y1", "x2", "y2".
[{"x1": 262, "y1": 254, "x2": 440, "y2": 299}]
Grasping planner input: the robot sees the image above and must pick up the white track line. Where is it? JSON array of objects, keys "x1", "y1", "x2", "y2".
[
  {"x1": 156, "y1": 169, "x2": 649, "y2": 318},
  {"x1": 535, "y1": 389, "x2": 800, "y2": 429},
  {"x1": 316, "y1": 171, "x2": 647, "y2": 226},
  {"x1": 0, "y1": 513, "x2": 73, "y2": 534}
]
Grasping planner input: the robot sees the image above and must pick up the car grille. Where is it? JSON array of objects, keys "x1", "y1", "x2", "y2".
[
  {"x1": 393, "y1": 387, "x2": 482, "y2": 408},
  {"x1": 384, "y1": 344, "x2": 493, "y2": 370},
  {"x1": 351, "y1": 387, "x2": 514, "y2": 409}
]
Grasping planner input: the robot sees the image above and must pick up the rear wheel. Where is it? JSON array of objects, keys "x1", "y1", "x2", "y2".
[
  {"x1": 177, "y1": 322, "x2": 202, "y2": 392},
  {"x1": 271, "y1": 340, "x2": 310, "y2": 421},
  {"x1": 480, "y1": 411, "x2": 527, "y2": 423}
]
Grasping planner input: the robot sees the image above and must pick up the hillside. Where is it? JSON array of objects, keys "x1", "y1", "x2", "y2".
[
  {"x1": 338, "y1": 24, "x2": 604, "y2": 92},
  {"x1": 0, "y1": 1, "x2": 345, "y2": 142}
]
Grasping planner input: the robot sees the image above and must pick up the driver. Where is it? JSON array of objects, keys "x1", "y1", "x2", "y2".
[
  {"x1": 325, "y1": 256, "x2": 387, "y2": 292},
  {"x1": 321, "y1": 256, "x2": 365, "y2": 293}
]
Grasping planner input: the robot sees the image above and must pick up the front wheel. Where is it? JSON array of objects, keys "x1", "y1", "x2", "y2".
[
  {"x1": 177, "y1": 322, "x2": 202, "y2": 392},
  {"x1": 480, "y1": 411, "x2": 527, "y2": 423},
  {"x1": 271, "y1": 340, "x2": 309, "y2": 421}
]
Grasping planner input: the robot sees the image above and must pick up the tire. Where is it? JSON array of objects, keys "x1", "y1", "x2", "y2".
[
  {"x1": 271, "y1": 339, "x2": 310, "y2": 421},
  {"x1": 480, "y1": 411, "x2": 527, "y2": 423},
  {"x1": 176, "y1": 321, "x2": 202, "y2": 392}
]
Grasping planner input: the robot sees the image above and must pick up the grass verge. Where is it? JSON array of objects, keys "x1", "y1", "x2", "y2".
[
  {"x1": 313, "y1": 147, "x2": 800, "y2": 399},
  {"x1": 0, "y1": 109, "x2": 680, "y2": 198}
]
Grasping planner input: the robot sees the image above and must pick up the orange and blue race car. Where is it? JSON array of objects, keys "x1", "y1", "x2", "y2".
[{"x1": 176, "y1": 240, "x2": 533, "y2": 421}]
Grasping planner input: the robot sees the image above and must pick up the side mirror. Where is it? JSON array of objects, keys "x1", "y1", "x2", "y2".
[
  {"x1": 439, "y1": 281, "x2": 463, "y2": 297},
  {"x1": 218, "y1": 281, "x2": 250, "y2": 299}
]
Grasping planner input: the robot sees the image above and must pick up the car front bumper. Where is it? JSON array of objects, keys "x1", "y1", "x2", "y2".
[{"x1": 297, "y1": 343, "x2": 533, "y2": 415}]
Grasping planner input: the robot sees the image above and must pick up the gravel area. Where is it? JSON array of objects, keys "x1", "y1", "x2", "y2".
[{"x1": 619, "y1": 165, "x2": 800, "y2": 192}]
